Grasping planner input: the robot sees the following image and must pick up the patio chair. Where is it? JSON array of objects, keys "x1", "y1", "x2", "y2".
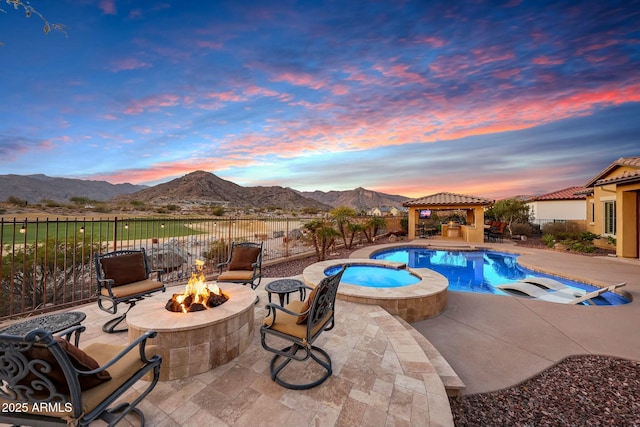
[
  {"x1": 94, "y1": 248, "x2": 165, "y2": 333},
  {"x1": 0, "y1": 325, "x2": 161, "y2": 427},
  {"x1": 217, "y1": 241, "x2": 263, "y2": 290},
  {"x1": 487, "y1": 221, "x2": 507, "y2": 242},
  {"x1": 260, "y1": 264, "x2": 348, "y2": 390}
]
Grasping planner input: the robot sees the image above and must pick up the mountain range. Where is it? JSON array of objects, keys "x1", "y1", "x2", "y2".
[
  {"x1": 0, "y1": 174, "x2": 147, "y2": 204},
  {"x1": 1, "y1": 171, "x2": 410, "y2": 211}
]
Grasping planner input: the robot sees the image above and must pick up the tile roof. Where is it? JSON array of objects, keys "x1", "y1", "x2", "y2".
[
  {"x1": 403, "y1": 192, "x2": 493, "y2": 207},
  {"x1": 528, "y1": 186, "x2": 587, "y2": 201},
  {"x1": 584, "y1": 156, "x2": 640, "y2": 187},
  {"x1": 595, "y1": 169, "x2": 640, "y2": 186}
]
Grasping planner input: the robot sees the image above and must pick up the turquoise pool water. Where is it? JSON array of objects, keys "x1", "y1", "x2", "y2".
[
  {"x1": 369, "y1": 248, "x2": 628, "y2": 306},
  {"x1": 324, "y1": 264, "x2": 420, "y2": 288}
]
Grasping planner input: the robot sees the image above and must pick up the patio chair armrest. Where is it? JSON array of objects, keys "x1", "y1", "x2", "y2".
[
  {"x1": 263, "y1": 302, "x2": 308, "y2": 324},
  {"x1": 97, "y1": 277, "x2": 115, "y2": 286},
  {"x1": 80, "y1": 331, "x2": 159, "y2": 375},
  {"x1": 150, "y1": 268, "x2": 164, "y2": 280},
  {"x1": 54, "y1": 324, "x2": 86, "y2": 346}
]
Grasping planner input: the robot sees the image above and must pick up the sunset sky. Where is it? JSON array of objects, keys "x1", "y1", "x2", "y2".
[{"x1": 1, "y1": 0, "x2": 639, "y2": 199}]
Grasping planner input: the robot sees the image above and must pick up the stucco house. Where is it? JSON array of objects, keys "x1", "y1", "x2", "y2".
[
  {"x1": 526, "y1": 186, "x2": 587, "y2": 222},
  {"x1": 582, "y1": 156, "x2": 640, "y2": 259},
  {"x1": 369, "y1": 206, "x2": 404, "y2": 216}
]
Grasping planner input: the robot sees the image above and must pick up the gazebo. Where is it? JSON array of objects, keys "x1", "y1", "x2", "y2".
[{"x1": 402, "y1": 192, "x2": 494, "y2": 243}]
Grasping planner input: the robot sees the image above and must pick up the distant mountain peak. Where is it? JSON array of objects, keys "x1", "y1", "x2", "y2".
[
  {"x1": 1, "y1": 171, "x2": 411, "y2": 212},
  {"x1": 0, "y1": 174, "x2": 147, "y2": 204}
]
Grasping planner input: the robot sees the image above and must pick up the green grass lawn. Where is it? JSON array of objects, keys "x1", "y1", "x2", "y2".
[{"x1": 2, "y1": 219, "x2": 205, "y2": 245}]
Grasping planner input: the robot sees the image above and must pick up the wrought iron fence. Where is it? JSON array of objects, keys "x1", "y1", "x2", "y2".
[{"x1": 0, "y1": 216, "x2": 320, "y2": 321}]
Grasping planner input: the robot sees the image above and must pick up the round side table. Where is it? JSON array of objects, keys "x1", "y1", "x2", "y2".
[{"x1": 265, "y1": 279, "x2": 307, "y2": 306}]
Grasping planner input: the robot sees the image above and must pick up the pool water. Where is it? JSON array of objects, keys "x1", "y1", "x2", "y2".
[
  {"x1": 371, "y1": 248, "x2": 629, "y2": 306},
  {"x1": 324, "y1": 264, "x2": 420, "y2": 288}
]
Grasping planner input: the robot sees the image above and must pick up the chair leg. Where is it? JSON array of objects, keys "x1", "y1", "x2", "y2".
[
  {"x1": 269, "y1": 344, "x2": 332, "y2": 390},
  {"x1": 102, "y1": 301, "x2": 136, "y2": 333}
]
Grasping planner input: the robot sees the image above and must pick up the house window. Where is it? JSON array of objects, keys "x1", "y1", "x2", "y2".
[
  {"x1": 590, "y1": 201, "x2": 595, "y2": 223},
  {"x1": 603, "y1": 201, "x2": 616, "y2": 235}
]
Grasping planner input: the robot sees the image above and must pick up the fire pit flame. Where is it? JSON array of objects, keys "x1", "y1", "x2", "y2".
[{"x1": 166, "y1": 262, "x2": 228, "y2": 313}]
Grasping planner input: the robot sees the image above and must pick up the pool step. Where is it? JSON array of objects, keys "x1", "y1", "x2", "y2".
[{"x1": 394, "y1": 315, "x2": 466, "y2": 397}]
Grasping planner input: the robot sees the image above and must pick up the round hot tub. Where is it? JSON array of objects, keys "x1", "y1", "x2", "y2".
[{"x1": 303, "y1": 259, "x2": 448, "y2": 322}]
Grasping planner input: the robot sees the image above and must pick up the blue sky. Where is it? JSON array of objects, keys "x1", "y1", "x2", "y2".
[{"x1": 1, "y1": 0, "x2": 639, "y2": 198}]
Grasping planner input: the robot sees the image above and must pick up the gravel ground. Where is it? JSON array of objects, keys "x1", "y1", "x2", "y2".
[
  {"x1": 450, "y1": 355, "x2": 640, "y2": 427},
  {"x1": 263, "y1": 241, "x2": 640, "y2": 427}
]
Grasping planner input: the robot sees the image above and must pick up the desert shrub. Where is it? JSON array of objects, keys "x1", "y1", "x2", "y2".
[
  {"x1": 545, "y1": 230, "x2": 601, "y2": 253},
  {"x1": 6, "y1": 196, "x2": 27, "y2": 206},
  {"x1": 541, "y1": 221, "x2": 585, "y2": 235},
  {"x1": 510, "y1": 223, "x2": 533, "y2": 237},
  {"x1": 542, "y1": 234, "x2": 555, "y2": 248},
  {"x1": 568, "y1": 242, "x2": 596, "y2": 253},
  {"x1": 578, "y1": 232, "x2": 600, "y2": 241},
  {"x1": 93, "y1": 205, "x2": 110, "y2": 213},
  {"x1": 41, "y1": 199, "x2": 62, "y2": 207},
  {"x1": 554, "y1": 231, "x2": 580, "y2": 241},
  {"x1": 203, "y1": 240, "x2": 230, "y2": 265}
]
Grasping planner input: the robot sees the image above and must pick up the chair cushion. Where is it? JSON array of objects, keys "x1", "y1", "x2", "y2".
[
  {"x1": 228, "y1": 246, "x2": 260, "y2": 271},
  {"x1": 100, "y1": 279, "x2": 164, "y2": 298},
  {"x1": 218, "y1": 270, "x2": 255, "y2": 281},
  {"x1": 296, "y1": 286, "x2": 319, "y2": 324},
  {"x1": 100, "y1": 252, "x2": 147, "y2": 286},
  {"x1": 79, "y1": 343, "x2": 158, "y2": 415},
  {"x1": 24, "y1": 337, "x2": 111, "y2": 393},
  {"x1": 264, "y1": 301, "x2": 332, "y2": 339}
]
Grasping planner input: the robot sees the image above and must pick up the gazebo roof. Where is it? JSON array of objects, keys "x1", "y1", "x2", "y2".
[{"x1": 403, "y1": 192, "x2": 494, "y2": 207}]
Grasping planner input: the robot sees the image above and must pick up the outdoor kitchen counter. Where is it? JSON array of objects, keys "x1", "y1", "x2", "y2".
[{"x1": 127, "y1": 282, "x2": 256, "y2": 381}]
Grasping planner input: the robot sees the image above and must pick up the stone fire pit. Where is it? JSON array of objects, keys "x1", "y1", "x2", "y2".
[{"x1": 127, "y1": 282, "x2": 256, "y2": 381}]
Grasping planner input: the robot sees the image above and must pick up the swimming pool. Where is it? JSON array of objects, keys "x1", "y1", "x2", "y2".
[{"x1": 371, "y1": 247, "x2": 629, "y2": 306}]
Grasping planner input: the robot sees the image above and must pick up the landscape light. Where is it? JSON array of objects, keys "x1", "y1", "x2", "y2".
[
  {"x1": 80, "y1": 226, "x2": 85, "y2": 233},
  {"x1": 19, "y1": 224, "x2": 26, "y2": 234}
]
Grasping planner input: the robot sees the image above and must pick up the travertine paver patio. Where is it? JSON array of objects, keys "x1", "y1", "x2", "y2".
[{"x1": 29, "y1": 276, "x2": 453, "y2": 427}]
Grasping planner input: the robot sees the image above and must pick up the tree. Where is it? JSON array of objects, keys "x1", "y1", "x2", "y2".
[
  {"x1": 486, "y1": 198, "x2": 531, "y2": 235},
  {"x1": 361, "y1": 216, "x2": 387, "y2": 243},
  {"x1": 303, "y1": 218, "x2": 339, "y2": 261},
  {"x1": 330, "y1": 206, "x2": 358, "y2": 249},
  {"x1": 1, "y1": 0, "x2": 66, "y2": 45}
]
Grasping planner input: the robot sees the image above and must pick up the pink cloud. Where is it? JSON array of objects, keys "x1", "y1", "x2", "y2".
[
  {"x1": 124, "y1": 94, "x2": 182, "y2": 114},
  {"x1": 196, "y1": 40, "x2": 223, "y2": 49},
  {"x1": 373, "y1": 63, "x2": 427, "y2": 86},
  {"x1": 92, "y1": 158, "x2": 259, "y2": 185},
  {"x1": 99, "y1": 0, "x2": 116, "y2": 15},
  {"x1": 330, "y1": 84, "x2": 350, "y2": 95},
  {"x1": 470, "y1": 47, "x2": 516, "y2": 67},
  {"x1": 109, "y1": 58, "x2": 152, "y2": 72},
  {"x1": 532, "y1": 56, "x2": 565, "y2": 65},
  {"x1": 415, "y1": 36, "x2": 447, "y2": 48},
  {"x1": 271, "y1": 71, "x2": 326, "y2": 90}
]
